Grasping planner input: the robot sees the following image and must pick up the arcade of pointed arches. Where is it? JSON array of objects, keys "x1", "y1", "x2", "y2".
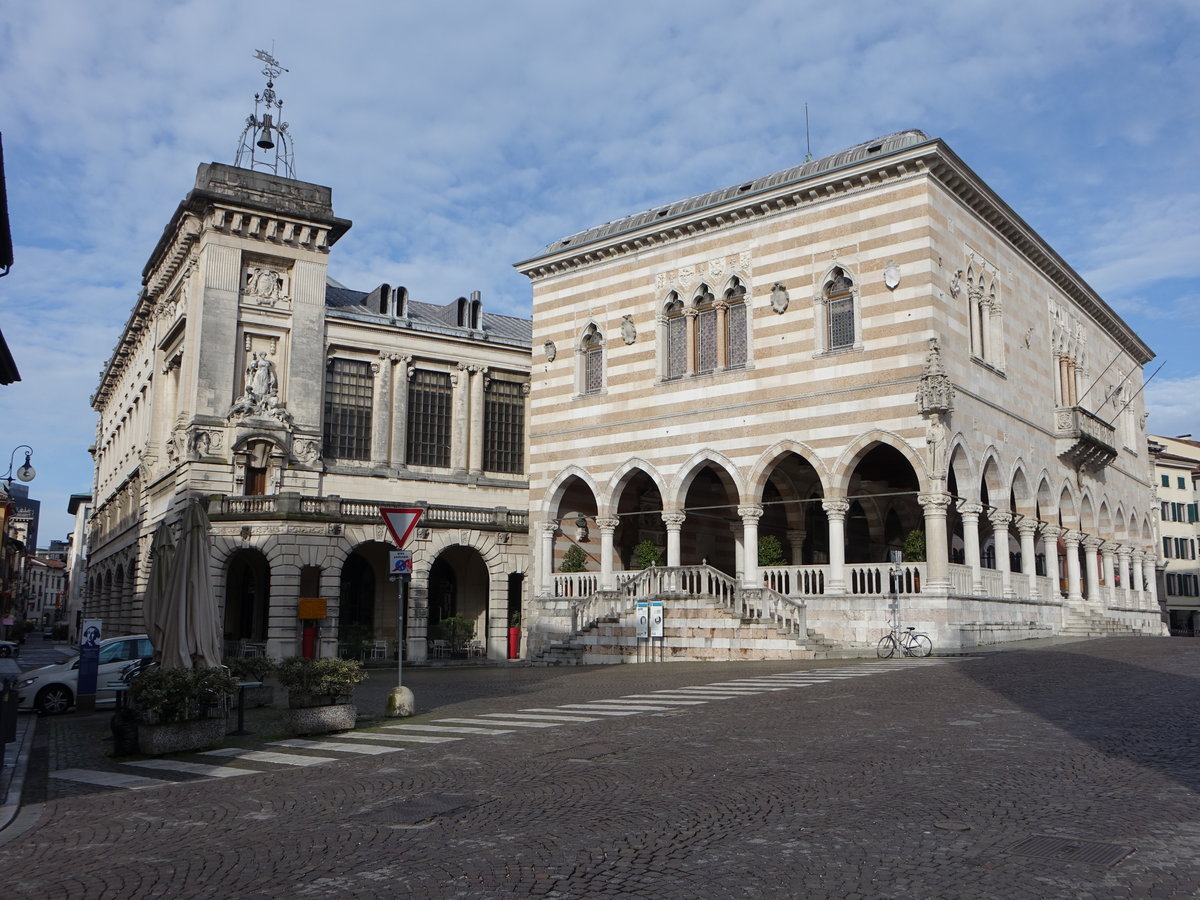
[{"x1": 538, "y1": 434, "x2": 1159, "y2": 611}]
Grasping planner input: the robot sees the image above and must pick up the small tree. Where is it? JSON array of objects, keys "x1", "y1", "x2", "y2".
[
  {"x1": 758, "y1": 534, "x2": 786, "y2": 567},
  {"x1": 632, "y1": 539, "x2": 662, "y2": 569},
  {"x1": 435, "y1": 615, "x2": 476, "y2": 649},
  {"x1": 902, "y1": 528, "x2": 926, "y2": 562},
  {"x1": 560, "y1": 543, "x2": 588, "y2": 572}
]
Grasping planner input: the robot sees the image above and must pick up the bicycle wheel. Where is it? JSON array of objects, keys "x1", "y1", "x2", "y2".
[
  {"x1": 909, "y1": 633, "x2": 932, "y2": 658},
  {"x1": 876, "y1": 634, "x2": 896, "y2": 659}
]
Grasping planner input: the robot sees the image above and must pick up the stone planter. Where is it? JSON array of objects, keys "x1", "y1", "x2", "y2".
[
  {"x1": 137, "y1": 716, "x2": 228, "y2": 756},
  {"x1": 282, "y1": 702, "x2": 357, "y2": 735}
]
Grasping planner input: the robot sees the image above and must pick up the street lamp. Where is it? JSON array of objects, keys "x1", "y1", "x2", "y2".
[{"x1": 3, "y1": 445, "x2": 36, "y2": 486}]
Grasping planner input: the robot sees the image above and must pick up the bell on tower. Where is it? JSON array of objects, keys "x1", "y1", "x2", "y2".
[{"x1": 234, "y1": 49, "x2": 295, "y2": 178}]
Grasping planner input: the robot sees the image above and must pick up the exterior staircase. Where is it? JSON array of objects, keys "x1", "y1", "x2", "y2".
[
  {"x1": 1060, "y1": 608, "x2": 1147, "y2": 638},
  {"x1": 532, "y1": 565, "x2": 845, "y2": 665}
]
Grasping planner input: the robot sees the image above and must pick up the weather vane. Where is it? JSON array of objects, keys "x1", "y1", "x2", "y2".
[{"x1": 234, "y1": 47, "x2": 296, "y2": 178}]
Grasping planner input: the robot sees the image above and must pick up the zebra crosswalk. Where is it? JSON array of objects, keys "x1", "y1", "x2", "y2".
[{"x1": 49, "y1": 657, "x2": 972, "y2": 793}]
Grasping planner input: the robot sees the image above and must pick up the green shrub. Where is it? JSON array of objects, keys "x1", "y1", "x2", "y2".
[
  {"x1": 129, "y1": 666, "x2": 237, "y2": 724},
  {"x1": 902, "y1": 528, "x2": 926, "y2": 562},
  {"x1": 758, "y1": 534, "x2": 786, "y2": 567},
  {"x1": 276, "y1": 657, "x2": 366, "y2": 702},
  {"x1": 225, "y1": 656, "x2": 276, "y2": 682},
  {"x1": 559, "y1": 543, "x2": 588, "y2": 572},
  {"x1": 434, "y1": 615, "x2": 476, "y2": 650},
  {"x1": 632, "y1": 540, "x2": 662, "y2": 569}
]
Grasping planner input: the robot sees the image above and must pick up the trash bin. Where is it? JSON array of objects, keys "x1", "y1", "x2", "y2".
[
  {"x1": 110, "y1": 708, "x2": 139, "y2": 756},
  {"x1": 0, "y1": 677, "x2": 18, "y2": 746}
]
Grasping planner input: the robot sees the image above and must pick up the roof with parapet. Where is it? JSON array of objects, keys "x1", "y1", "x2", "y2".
[
  {"x1": 325, "y1": 282, "x2": 532, "y2": 347},
  {"x1": 539, "y1": 130, "x2": 930, "y2": 255}
]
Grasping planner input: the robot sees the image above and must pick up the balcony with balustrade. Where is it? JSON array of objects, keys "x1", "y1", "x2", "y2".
[{"x1": 207, "y1": 492, "x2": 528, "y2": 533}]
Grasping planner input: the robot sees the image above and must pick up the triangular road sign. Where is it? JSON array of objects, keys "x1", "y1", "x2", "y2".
[{"x1": 380, "y1": 507, "x2": 423, "y2": 548}]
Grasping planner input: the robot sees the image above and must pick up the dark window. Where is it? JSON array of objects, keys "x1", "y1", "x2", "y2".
[
  {"x1": 1179, "y1": 476, "x2": 1187, "y2": 489},
  {"x1": 727, "y1": 298, "x2": 747, "y2": 369},
  {"x1": 696, "y1": 306, "x2": 717, "y2": 374},
  {"x1": 323, "y1": 359, "x2": 373, "y2": 460},
  {"x1": 407, "y1": 369, "x2": 452, "y2": 467},
  {"x1": 582, "y1": 326, "x2": 603, "y2": 394},
  {"x1": 484, "y1": 378, "x2": 525, "y2": 474},
  {"x1": 1161, "y1": 474, "x2": 1170, "y2": 487}
]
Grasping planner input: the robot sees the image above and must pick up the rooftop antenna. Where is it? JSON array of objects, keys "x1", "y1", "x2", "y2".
[
  {"x1": 234, "y1": 48, "x2": 295, "y2": 178},
  {"x1": 804, "y1": 103, "x2": 812, "y2": 162}
]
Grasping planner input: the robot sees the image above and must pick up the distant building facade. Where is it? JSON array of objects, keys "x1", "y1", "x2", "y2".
[
  {"x1": 1150, "y1": 434, "x2": 1200, "y2": 633},
  {"x1": 517, "y1": 130, "x2": 1165, "y2": 658},
  {"x1": 86, "y1": 163, "x2": 531, "y2": 661}
]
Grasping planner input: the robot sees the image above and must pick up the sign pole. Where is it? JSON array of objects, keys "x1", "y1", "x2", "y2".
[{"x1": 381, "y1": 508, "x2": 422, "y2": 718}]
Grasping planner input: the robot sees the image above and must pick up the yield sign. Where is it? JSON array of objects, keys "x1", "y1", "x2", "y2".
[{"x1": 380, "y1": 507, "x2": 423, "y2": 548}]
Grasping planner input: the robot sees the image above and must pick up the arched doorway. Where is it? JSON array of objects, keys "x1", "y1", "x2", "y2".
[
  {"x1": 428, "y1": 545, "x2": 491, "y2": 649},
  {"x1": 680, "y1": 464, "x2": 740, "y2": 575},
  {"x1": 339, "y1": 542, "x2": 397, "y2": 651},
  {"x1": 224, "y1": 548, "x2": 270, "y2": 643}
]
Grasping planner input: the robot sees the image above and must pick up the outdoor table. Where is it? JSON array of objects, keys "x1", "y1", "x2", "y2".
[{"x1": 231, "y1": 680, "x2": 262, "y2": 736}]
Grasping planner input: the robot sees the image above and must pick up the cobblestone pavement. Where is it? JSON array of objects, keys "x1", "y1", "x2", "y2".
[{"x1": 1, "y1": 637, "x2": 1198, "y2": 898}]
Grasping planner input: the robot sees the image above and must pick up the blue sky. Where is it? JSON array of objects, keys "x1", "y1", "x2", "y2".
[{"x1": 3, "y1": 0, "x2": 1199, "y2": 542}]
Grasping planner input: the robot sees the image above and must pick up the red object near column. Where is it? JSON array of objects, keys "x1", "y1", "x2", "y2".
[
  {"x1": 507, "y1": 626, "x2": 520, "y2": 660},
  {"x1": 302, "y1": 623, "x2": 317, "y2": 659}
]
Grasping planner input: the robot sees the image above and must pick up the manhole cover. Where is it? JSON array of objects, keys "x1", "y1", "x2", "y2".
[
  {"x1": 360, "y1": 793, "x2": 485, "y2": 825},
  {"x1": 1007, "y1": 835, "x2": 1133, "y2": 867}
]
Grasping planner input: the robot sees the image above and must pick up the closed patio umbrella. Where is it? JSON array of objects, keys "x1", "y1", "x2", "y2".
[
  {"x1": 159, "y1": 499, "x2": 223, "y2": 669},
  {"x1": 142, "y1": 519, "x2": 175, "y2": 653}
]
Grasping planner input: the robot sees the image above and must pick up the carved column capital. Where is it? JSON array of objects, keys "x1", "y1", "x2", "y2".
[
  {"x1": 1081, "y1": 535, "x2": 1103, "y2": 551},
  {"x1": 1015, "y1": 519, "x2": 1039, "y2": 537},
  {"x1": 541, "y1": 521, "x2": 560, "y2": 537},
  {"x1": 737, "y1": 505, "x2": 764, "y2": 522},
  {"x1": 987, "y1": 510, "x2": 1013, "y2": 528},
  {"x1": 821, "y1": 498, "x2": 850, "y2": 518},
  {"x1": 661, "y1": 512, "x2": 687, "y2": 530},
  {"x1": 918, "y1": 492, "x2": 953, "y2": 514},
  {"x1": 1039, "y1": 523, "x2": 1062, "y2": 539},
  {"x1": 1062, "y1": 530, "x2": 1083, "y2": 545},
  {"x1": 596, "y1": 517, "x2": 620, "y2": 532},
  {"x1": 1116, "y1": 545, "x2": 1132, "y2": 561},
  {"x1": 957, "y1": 500, "x2": 984, "y2": 518}
]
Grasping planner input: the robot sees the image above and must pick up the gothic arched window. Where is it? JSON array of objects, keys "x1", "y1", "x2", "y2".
[
  {"x1": 825, "y1": 267, "x2": 855, "y2": 351},
  {"x1": 724, "y1": 277, "x2": 748, "y2": 369},
  {"x1": 694, "y1": 284, "x2": 717, "y2": 374},
  {"x1": 580, "y1": 324, "x2": 604, "y2": 395},
  {"x1": 664, "y1": 292, "x2": 686, "y2": 380}
]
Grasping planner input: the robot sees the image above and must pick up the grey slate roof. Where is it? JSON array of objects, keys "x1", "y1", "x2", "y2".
[
  {"x1": 542, "y1": 130, "x2": 932, "y2": 254},
  {"x1": 326, "y1": 283, "x2": 532, "y2": 346}
]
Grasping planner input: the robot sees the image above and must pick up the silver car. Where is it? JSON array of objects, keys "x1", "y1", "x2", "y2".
[{"x1": 17, "y1": 634, "x2": 154, "y2": 714}]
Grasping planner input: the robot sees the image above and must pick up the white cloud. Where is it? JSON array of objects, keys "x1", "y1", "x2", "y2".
[{"x1": 1146, "y1": 375, "x2": 1200, "y2": 440}]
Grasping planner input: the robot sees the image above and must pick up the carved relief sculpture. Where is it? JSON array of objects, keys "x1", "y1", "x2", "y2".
[
  {"x1": 915, "y1": 337, "x2": 954, "y2": 415},
  {"x1": 620, "y1": 315, "x2": 637, "y2": 345},
  {"x1": 770, "y1": 283, "x2": 790, "y2": 314}
]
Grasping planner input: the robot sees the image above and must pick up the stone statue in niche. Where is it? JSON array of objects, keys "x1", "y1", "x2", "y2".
[
  {"x1": 229, "y1": 351, "x2": 290, "y2": 424},
  {"x1": 770, "y1": 283, "x2": 790, "y2": 314},
  {"x1": 924, "y1": 413, "x2": 947, "y2": 476},
  {"x1": 246, "y1": 352, "x2": 278, "y2": 401}
]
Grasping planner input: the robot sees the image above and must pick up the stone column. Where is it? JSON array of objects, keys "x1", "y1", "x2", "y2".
[
  {"x1": 1130, "y1": 550, "x2": 1145, "y2": 607},
  {"x1": 540, "y1": 521, "x2": 558, "y2": 597},
  {"x1": 1147, "y1": 554, "x2": 1162, "y2": 609},
  {"x1": 739, "y1": 505, "x2": 763, "y2": 589},
  {"x1": 1063, "y1": 530, "x2": 1084, "y2": 603},
  {"x1": 715, "y1": 300, "x2": 729, "y2": 371},
  {"x1": 370, "y1": 358, "x2": 390, "y2": 467},
  {"x1": 918, "y1": 492, "x2": 952, "y2": 594},
  {"x1": 662, "y1": 512, "x2": 686, "y2": 569},
  {"x1": 597, "y1": 517, "x2": 619, "y2": 590},
  {"x1": 1017, "y1": 519, "x2": 1039, "y2": 599},
  {"x1": 451, "y1": 363, "x2": 469, "y2": 473},
  {"x1": 1117, "y1": 546, "x2": 1132, "y2": 607},
  {"x1": 683, "y1": 309, "x2": 698, "y2": 376},
  {"x1": 1081, "y1": 536, "x2": 1103, "y2": 603},
  {"x1": 391, "y1": 357, "x2": 411, "y2": 467},
  {"x1": 468, "y1": 367, "x2": 486, "y2": 476},
  {"x1": 960, "y1": 501, "x2": 984, "y2": 595},
  {"x1": 989, "y1": 510, "x2": 1014, "y2": 597},
  {"x1": 1101, "y1": 542, "x2": 1118, "y2": 607},
  {"x1": 787, "y1": 529, "x2": 807, "y2": 566},
  {"x1": 1041, "y1": 525, "x2": 1062, "y2": 599},
  {"x1": 822, "y1": 499, "x2": 849, "y2": 594}
]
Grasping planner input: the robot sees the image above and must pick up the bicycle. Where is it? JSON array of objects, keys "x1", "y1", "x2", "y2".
[{"x1": 876, "y1": 625, "x2": 932, "y2": 659}]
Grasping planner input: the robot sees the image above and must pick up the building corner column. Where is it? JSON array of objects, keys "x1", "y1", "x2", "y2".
[
  {"x1": 959, "y1": 501, "x2": 983, "y2": 595},
  {"x1": 822, "y1": 499, "x2": 849, "y2": 595},
  {"x1": 918, "y1": 492, "x2": 952, "y2": 594},
  {"x1": 738, "y1": 505, "x2": 763, "y2": 589},
  {"x1": 597, "y1": 516, "x2": 619, "y2": 590}
]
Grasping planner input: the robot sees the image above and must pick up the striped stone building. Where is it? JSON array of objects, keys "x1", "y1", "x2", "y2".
[{"x1": 517, "y1": 130, "x2": 1165, "y2": 660}]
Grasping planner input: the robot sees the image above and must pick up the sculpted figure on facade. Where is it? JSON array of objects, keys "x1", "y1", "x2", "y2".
[{"x1": 915, "y1": 337, "x2": 954, "y2": 415}]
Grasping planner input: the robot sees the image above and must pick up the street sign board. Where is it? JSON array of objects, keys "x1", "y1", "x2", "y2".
[
  {"x1": 389, "y1": 550, "x2": 413, "y2": 575},
  {"x1": 650, "y1": 600, "x2": 664, "y2": 638},
  {"x1": 380, "y1": 507, "x2": 423, "y2": 548},
  {"x1": 635, "y1": 601, "x2": 649, "y2": 639}
]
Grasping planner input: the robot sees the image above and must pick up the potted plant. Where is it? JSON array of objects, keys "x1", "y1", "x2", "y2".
[
  {"x1": 507, "y1": 608, "x2": 521, "y2": 660},
  {"x1": 128, "y1": 666, "x2": 237, "y2": 756},
  {"x1": 225, "y1": 656, "x2": 277, "y2": 708},
  {"x1": 276, "y1": 656, "x2": 366, "y2": 735},
  {"x1": 560, "y1": 544, "x2": 588, "y2": 573}
]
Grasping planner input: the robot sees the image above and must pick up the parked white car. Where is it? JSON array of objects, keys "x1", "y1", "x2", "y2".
[
  {"x1": 0, "y1": 638, "x2": 18, "y2": 658},
  {"x1": 17, "y1": 634, "x2": 154, "y2": 714}
]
